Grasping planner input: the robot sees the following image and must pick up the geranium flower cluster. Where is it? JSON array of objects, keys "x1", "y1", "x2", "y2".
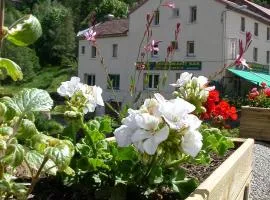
[
  {"x1": 171, "y1": 72, "x2": 215, "y2": 114},
  {"x1": 57, "y1": 77, "x2": 104, "y2": 114},
  {"x1": 114, "y1": 93, "x2": 203, "y2": 157},
  {"x1": 247, "y1": 82, "x2": 270, "y2": 108},
  {"x1": 201, "y1": 90, "x2": 238, "y2": 123}
]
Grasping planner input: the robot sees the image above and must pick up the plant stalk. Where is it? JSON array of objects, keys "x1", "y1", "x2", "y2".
[
  {"x1": 27, "y1": 156, "x2": 49, "y2": 197},
  {"x1": 0, "y1": 0, "x2": 4, "y2": 52}
]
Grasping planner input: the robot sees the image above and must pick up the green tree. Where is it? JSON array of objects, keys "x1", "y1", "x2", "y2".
[
  {"x1": 33, "y1": 1, "x2": 76, "y2": 66},
  {"x1": 2, "y1": 41, "x2": 40, "y2": 82}
]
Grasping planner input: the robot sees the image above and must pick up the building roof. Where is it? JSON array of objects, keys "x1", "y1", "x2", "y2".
[
  {"x1": 78, "y1": 0, "x2": 270, "y2": 39},
  {"x1": 77, "y1": 19, "x2": 129, "y2": 38},
  {"x1": 244, "y1": 0, "x2": 270, "y2": 15}
]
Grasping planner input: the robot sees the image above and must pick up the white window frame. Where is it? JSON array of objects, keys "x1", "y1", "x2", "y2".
[
  {"x1": 254, "y1": 22, "x2": 259, "y2": 37},
  {"x1": 108, "y1": 74, "x2": 120, "y2": 90},
  {"x1": 144, "y1": 73, "x2": 159, "y2": 90},
  {"x1": 153, "y1": 10, "x2": 160, "y2": 26},
  {"x1": 241, "y1": 17, "x2": 245, "y2": 32},
  {"x1": 190, "y1": 6, "x2": 197, "y2": 23},
  {"x1": 253, "y1": 47, "x2": 258, "y2": 62},
  {"x1": 112, "y1": 44, "x2": 118, "y2": 58},
  {"x1": 187, "y1": 41, "x2": 195, "y2": 57},
  {"x1": 91, "y1": 46, "x2": 97, "y2": 58},
  {"x1": 84, "y1": 74, "x2": 95, "y2": 86},
  {"x1": 81, "y1": 46, "x2": 85, "y2": 54},
  {"x1": 172, "y1": 8, "x2": 180, "y2": 18}
]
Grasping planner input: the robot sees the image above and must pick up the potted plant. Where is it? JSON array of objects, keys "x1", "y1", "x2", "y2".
[{"x1": 240, "y1": 82, "x2": 270, "y2": 141}]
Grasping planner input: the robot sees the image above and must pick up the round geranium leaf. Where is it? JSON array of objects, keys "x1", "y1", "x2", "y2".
[
  {"x1": 0, "y1": 58, "x2": 23, "y2": 81},
  {"x1": 1, "y1": 88, "x2": 53, "y2": 115},
  {"x1": 7, "y1": 15, "x2": 42, "y2": 47}
]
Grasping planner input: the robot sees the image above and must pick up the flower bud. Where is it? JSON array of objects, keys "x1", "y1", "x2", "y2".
[{"x1": 64, "y1": 111, "x2": 81, "y2": 119}]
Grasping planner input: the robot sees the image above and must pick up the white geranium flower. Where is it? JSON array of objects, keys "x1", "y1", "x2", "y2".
[
  {"x1": 196, "y1": 76, "x2": 215, "y2": 91},
  {"x1": 122, "y1": 109, "x2": 141, "y2": 130},
  {"x1": 57, "y1": 77, "x2": 83, "y2": 97},
  {"x1": 140, "y1": 98, "x2": 160, "y2": 116},
  {"x1": 81, "y1": 85, "x2": 104, "y2": 113},
  {"x1": 135, "y1": 113, "x2": 160, "y2": 131},
  {"x1": 182, "y1": 114, "x2": 202, "y2": 131},
  {"x1": 114, "y1": 125, "x2": 134, "y2": 147},
  {"x1": 170, "y1": 72, "x2": 193, "y2": 87},
  {"x1": 131, "y1": 125, "x2": 169, "y2": 155},
  {"x1": 181, "y1": 130, "x2": 203, "y2": 157},
  {"x1": 156, "y1": 95, "x2": 196, "y2": 130}
]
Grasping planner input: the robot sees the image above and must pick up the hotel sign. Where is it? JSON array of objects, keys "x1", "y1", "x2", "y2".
[
  {"x1": 136, "y1": 61, "x2": 202, "y2": 71},
  {"x1": 248, "y1": 63, "x2": 269, "y2": 74}
]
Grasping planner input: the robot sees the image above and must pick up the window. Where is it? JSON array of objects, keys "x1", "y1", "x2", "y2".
[
  {"x1": 254, "y1": 23, "x2": 259, "y2": 36},
  {"x1": 153, "y1": 10, "x2": 160, "y2": 25},
  {"x1": 84, "y1": 74, "x2": 95, "y2": 86},
  {"x1": 112, "y1": 44, "x2": 118, "y2": 57},
  {"x1": 91, "y1": 46, "x2": 96, "y2": 58},
  {"x1": 267, "y1": 27, "x2": 270, "y2": 40},
  {"x1": 176, "y1": 73, "x2": 181, "y2": 80},
  {"x1": 190, "y1": 6, "x2": 197, "y2": 23},
  {"x1": 230, "y1": 39, "x2": 237, "y2": 59},
  {"x1": 241, "y1": 17, "x2": 245, "y2": 32},
  {"x1": 172, "y1": 8, "x2": 180, "y2": 18},
  {"x1": 81, "y1": 46, "x2": 85, "y2": 54},
  {"x1": 108, "y1": 74, "x2": 120, "y2": 90},
  {"x1": 187, "y1": 41, "x2": 195, "y2": 56},
  {"x1": 267, "y1": 51, "x2": 270, "y2": 64},
  {"x1": 253, "y1": 47, "x2": 258, "y2": 62},
  {"x1": 144, "y1": 74, "x2": 159, "y2": 90}
]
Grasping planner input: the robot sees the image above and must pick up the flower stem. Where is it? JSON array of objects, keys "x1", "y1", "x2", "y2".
[
  {"x1": 165, "y1": 157, "x2": 186, "y2": 168},
  {"x1": 0, "y1": 0, "x2": 4, "y2": 53},
  {"x1": 145, "y1": 153, "x2": 158, "y2": 178},
  {"x1": 27, "y1": 156, "x2": 49, "y2": 197}
]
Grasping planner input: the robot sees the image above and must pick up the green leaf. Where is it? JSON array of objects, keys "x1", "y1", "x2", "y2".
[
  {"x1": 2, "y1": 88, "x2": 53, "y2": 115},
  {"x1": 53, "y1": 105, "x2": 68, "y2": 114},
  {"x1": 17, "y1": 119, "x2": 39, "y2": 139},
  {"x1": 45, "y1": 139, "x2": 74, "y2": 170},
  {"x1": 88, "y1": 158, "x2": 109, "y2": 171},
  {"x1": 99, "y1": 117, "x2": 113, "y2": 134},
  {"x1": 31, "y1": 134, "x2": 74, "y2": 170},
  {"x1": 116, "y1": 146, "x2": 137, "y2": 161},
  {"x1": 0, "y1": 127, "x2": 13, "y2": 136},
  {"x1": 76, "y1": 143, "x2": 91, "y2": 156},
  {"x1": 148, "y1": 166, "x2": 163, "y2": 185},
  {"x1": 172, "y1": 178, "x2": 198, "y2": 199},
  {"x1": 0, "y1": 140, "x2": 24, "y2": 167},
  {"x1": 0, "y1": 58, "x2": 23, "y2": 81},
  {"x1": 25, "y1": 150, "x2": 57, "y2": 175},
  {"x1": 87, "y1": 120, "x2": 100, "y2": 131},
  {"x1": 7, "y1": 15, "x2": 42, "y2": 47}
]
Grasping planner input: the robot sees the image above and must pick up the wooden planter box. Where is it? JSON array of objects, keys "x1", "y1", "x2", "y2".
[
  {"x1": 107, "y1": 138, "x2": 254, "y2": 200},
  {"x1": 186, "y1": 138, "x2": 254, "y2": 200},
  {"x1": 240, "y1": 106, "x2": 270, "y2": 141}
]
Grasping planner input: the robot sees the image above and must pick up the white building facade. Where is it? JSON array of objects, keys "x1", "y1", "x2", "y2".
[{"x1": 78, "y1": 0, "x2": 270, "y2": 113}]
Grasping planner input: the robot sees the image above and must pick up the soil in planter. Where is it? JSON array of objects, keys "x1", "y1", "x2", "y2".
[{"x1": 27, "y1": 150, "x2": 234, "y2": 200}]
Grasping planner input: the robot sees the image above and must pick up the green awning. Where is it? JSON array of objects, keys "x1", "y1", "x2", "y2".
[{"x1": 228, "y1": 68, "x2": 270, "y2": 86}]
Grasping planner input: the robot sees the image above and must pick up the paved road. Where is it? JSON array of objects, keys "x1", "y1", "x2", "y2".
[{"x1": 250, "y1": 142, "x2": 270, "y2": 200}]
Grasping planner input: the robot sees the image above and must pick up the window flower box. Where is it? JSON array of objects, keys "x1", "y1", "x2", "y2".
[
  {"x1": 107, "y1": 138, "x2": 254, "y2": 200},
  {"x1": 240, "y1": 106, "x2": 270, "y2": 141},
  {"x1": 186, "y1": 138, "x2": 253, "y2": 200}
]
